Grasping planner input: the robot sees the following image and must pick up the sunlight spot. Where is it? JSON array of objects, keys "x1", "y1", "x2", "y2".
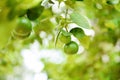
[
  {"x1": 115, "y1": 56, "x2": 120, "y2": 63},
  {"x1": 77, "y1": 46, "x2": 84, "y2": 54},
  {"x1": 39, "y1": 31, "x2": 47, "y2": 38},
  {"x1": 39, "y1": 49, "x2": 66, "y2": 64},
  {"x1": 83, "y1": 29, "x2": 95, "y2": 37},
  {"x1": 34, "y1": 72, "x2": 48, "y2": 80},
  {"x1": 102, "y1": 55, "x2": 110, "y2": 63},
  {"x1": 21, "y1": 49, "x2": 44, "y2": 73}
]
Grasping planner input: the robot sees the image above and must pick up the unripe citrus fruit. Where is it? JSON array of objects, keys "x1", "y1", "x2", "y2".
[
  {"x1": 27, "y1": 3, "x2": 44, "y2": 20},
  {"x1": 12, "y1": 17, "x2": 32, "y2": 39},
  {"x1": 59, "y1": 30, "x2": 71, "y2": 44},
  {"x1": 64, "y1": 41, "x2": 79, "y2": 54}
]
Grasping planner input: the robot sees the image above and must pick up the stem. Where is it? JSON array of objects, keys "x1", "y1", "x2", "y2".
[
  {"x1": 65, "y1": 9, "x2": 68, "y2": 23},
  {"x1": 65, "y1": 24, "x2": 68, "y2": 32},
  {"x1": 64, "y1": 9, "x2": 68, "y2": 32},
  {"x1": 54, "y1": 28, "x2": 62, "y2": 47},
  {"x1": 54, "y1": 19, "x2": 62, "y2": 47},
  {"x1": 55, "y1": 9, "x2": 69, "y2": 47}
]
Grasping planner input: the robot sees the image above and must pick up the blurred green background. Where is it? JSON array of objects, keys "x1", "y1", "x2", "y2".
[{"x1": 0, "y1": 0, "x2": 120, "y2": 80}]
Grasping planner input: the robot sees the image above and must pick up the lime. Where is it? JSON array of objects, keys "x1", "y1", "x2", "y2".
[
  {"x1": 12, "y1": 17, "x2": 32, "y2": 39},
  {"x1": 59, "y1": 30, "x2": 71, "y2": 44},
  {"x1": 64, "y1": 41, "x2": 79, "y2": 54}
]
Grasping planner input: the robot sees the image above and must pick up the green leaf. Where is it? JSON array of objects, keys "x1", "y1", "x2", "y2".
[
  {"x1": 70, "y1": 11, "x2": 91, "y2": 29},
  {"x1": 70, "y1": 27, "x2": 85, "y2": 39},
  {"x1": 79, "y1": 36, "x2": 90, "y2": 49}
]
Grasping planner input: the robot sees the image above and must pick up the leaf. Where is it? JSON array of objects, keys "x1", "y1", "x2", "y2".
[
  {"x1": 79, "y1": 36, "x2": 90, "y2": 49},
  {"x1": 70, "y1": 11, "x2": 91, "y2": 29},
  {"x1": 70, "y1": 27, "x2": 85, "y2": 39}
]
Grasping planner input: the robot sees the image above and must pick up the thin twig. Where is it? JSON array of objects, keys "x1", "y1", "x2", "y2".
[{"x1": 54, "y1": 8, "x2": 69, "y2": 47}]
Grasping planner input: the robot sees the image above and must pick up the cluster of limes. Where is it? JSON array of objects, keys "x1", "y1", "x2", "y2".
[
  {"x1": 59, "y1": 29, "x2": 79, "y2": 55},
  {"x1": 6, "y1": 1, "x2": 87, "y2": 55},
  {"x1": 10, "y1": 3, "x2": 44, "y2": 39}
]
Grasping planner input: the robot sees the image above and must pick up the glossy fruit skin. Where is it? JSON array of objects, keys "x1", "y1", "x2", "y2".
[
  {"x1": 59, "y1": 31, "x2": 71, "y2": 44},
  {"x1": 64, "y1": 41, "x2": 79, "y2": 54},
  {"x1": 26, "y1": 4, "x2": 44, "y2": 20},
  {"x1": 12, "y1": 17, "x2": 32, "y2": 39},
  {"x1": 12, "y1": 31, "x2": 31, "y2": 39},
  {"x1": 70, "y1": 27, "x2": 85, "y2": 39}
]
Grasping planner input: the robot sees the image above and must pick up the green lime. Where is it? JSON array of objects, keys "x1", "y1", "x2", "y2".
[
  {"x1": 12, "y1": 17, "x2": 32, "y2": 39},
  {"x1": 64, "y1": 41, "x2": 79, "y2": 54},
  {"x1": 26, "y1": 3, "x2": 44, "y2": 20},
  {"x1": 70, "y1": 27, "x2": 85, "y2": 39},
  {"x1": 59, "y1": 30, "x2": 71, "y2": 44}
]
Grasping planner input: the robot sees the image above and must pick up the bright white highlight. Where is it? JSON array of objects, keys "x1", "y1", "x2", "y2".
[
  {"x1": 34, "y1": 73, "x2": 48, "y2": 80},
  {"x1": 102, "y1": 54, "x2": 110, "y2": 63},
  {"x1": 21, "y1": 40, "x2": 66, "y2": 80}
]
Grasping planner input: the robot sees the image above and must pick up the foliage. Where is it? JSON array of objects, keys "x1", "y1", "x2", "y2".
[{"x1": 0, "y1": 0, "x2": 120, "y2": 80}]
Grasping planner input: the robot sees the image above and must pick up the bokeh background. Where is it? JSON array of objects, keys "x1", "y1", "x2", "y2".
[{"x1": 0, "y1": 0, "x2": 120, "y2": 80}]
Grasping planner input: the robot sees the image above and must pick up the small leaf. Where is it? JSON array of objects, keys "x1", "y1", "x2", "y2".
[
  {"x1": 70, "y1": 11, "x2": 91, "y2": 29},
  {"x1": 70, "y1": 27, "x2": 85, "y2": 39}
]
